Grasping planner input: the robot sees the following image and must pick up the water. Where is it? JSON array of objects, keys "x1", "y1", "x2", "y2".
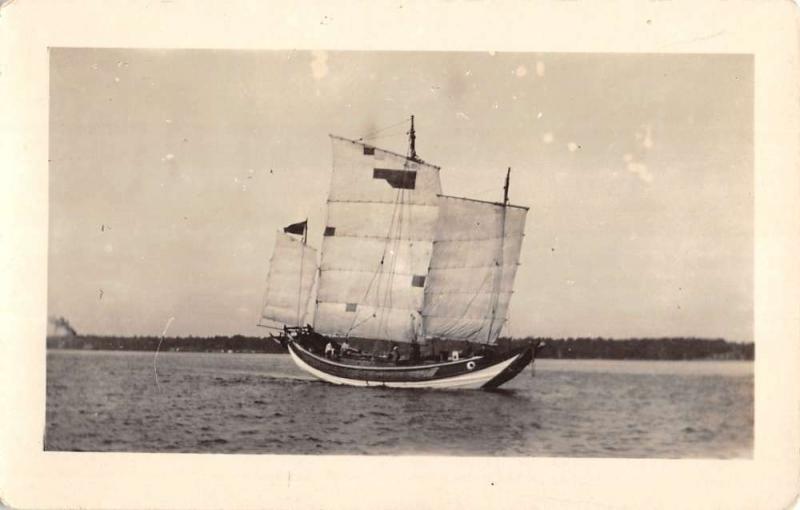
[{"x1": 45, "y1": 350, "x2": 753, "y2": 457}]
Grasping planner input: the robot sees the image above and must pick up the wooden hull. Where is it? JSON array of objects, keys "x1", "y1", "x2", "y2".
[{"x1": 286, "y1": 340, "x2": 534, "y2": 390}]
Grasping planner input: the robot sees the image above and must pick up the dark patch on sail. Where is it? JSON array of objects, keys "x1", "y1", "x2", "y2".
[
  {"x1": 411, "y1": 275, "x2": 426, "y2": 287},
  {"x1": 345, "y1": 303, "x2": 357, "y2": 312},
  {"x1": 373, "y1": 168, "x2": 416, "y2": 189},
  {"x1": 324, "y1": 226, "x2": 336, "y2": 236},
  {"x1": 363, "y1": 146, "x2": 375, "y2": 155},
  {"x1": 283, "y1": 220, "x2": 307, "y2": 235}
]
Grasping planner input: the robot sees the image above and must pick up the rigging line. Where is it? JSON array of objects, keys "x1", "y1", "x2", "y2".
[
  {"x1": 296, "y1": 238, "x2": 305, "y2": 327},
  {"x1": 487, "y1": 203, "x2": 508, "y2": 342},
  {"x1": 357, "y1": 117, "x2": 411, "y2": 142},
  {"x1": 376, "y1": 186, "x2": 403, "y2": 337},
  {"x1": 463, "y1": 268, "x2": 494, "y2": 316},
  {"x1": 370, "y1": 189, "x2": 401, "y2": 333},
  {"x1": 360, "y1": 132, "x2": 408, "y2": 143},
  {"x1": 345, "y1": 264, "x2": 381, "y2": 335},
  {"x1": 387, "y1": 188, "x2": 407, "y2": 335},
  {"x1": 153, "y1": 316, "x2": 175, "y2": 391},
  {"x1": 256, "y1": 323, "x2": 285, "y2": 331},
  {"x1": 386, "y1": 184, "x2": 410, "y2": 336},
  {"x1": 365, "y1": 128, "x2": 407, "y2": 138},
  {"x1": 398, "y1": 170, "x2": 415, "y2": 338},
  {"x1": 345, "y1": 187, "x2": 404, "y2": 335},
  {"x1": 406, "y1": 168, "x2": 420, "y2": 341},
  {"x1": 360, "y1": 124, "x2": 407, "y2": 142},
  {"x1": 379, "y1": 187, "x2": 406, "y2": 327},
  {"x1": 314, "y1": 138, "x2": 337, "y2": 328},
  {"x1": 378, "y1": 176, "x2": 413, "y2": 339},
  {"x1": 442, "y1": 263, "x2": 494, "y2": 344},
  {"x1": 379, "y1": 191, "x2": 399, "y2": 335},
  {"x1": 349, "y1": 309, "x2": 379, "y2": 333},
  {"x1": 431, "y1": 225, "x2": 495, "y2": 344}
]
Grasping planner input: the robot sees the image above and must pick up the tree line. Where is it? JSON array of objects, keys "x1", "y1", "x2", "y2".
[{"x1": 47, "y1": 334, "x2": 753, "y2": 360}]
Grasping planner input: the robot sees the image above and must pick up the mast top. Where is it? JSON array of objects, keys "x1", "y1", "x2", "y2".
[
  {"x1": 408, "y1": 115, "x2": 418, "y2": 161},
  {"x1": 503, "y1": 167, "x2": 511, "y2": 206}
]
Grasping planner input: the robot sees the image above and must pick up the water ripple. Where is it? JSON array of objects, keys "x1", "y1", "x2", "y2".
[{"x1": 45, "y1": 350, "x2": 753, "y2": 457}]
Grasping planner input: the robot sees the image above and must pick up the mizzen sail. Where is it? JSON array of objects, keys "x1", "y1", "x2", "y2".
[
  {"x1": 314, "y1": 136, "x2": 442, "y2": 342},
  {"x1": 261, "y1": 231, "x2": 318, "y2": 327},
  {"x1": 422, "y1": 195, "x2": 528, "y2": 344}
]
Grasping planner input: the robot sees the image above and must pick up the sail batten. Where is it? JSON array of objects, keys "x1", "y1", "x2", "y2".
[
  {"x1": 261, "y1": 231, "x2": 318, "y2": 327},
  {"x1": 437, "y1": 193, "x2": 530, "y2": 211},
  {"x1": 329, "y1": 134, "x2": 441, "y2": 170},
  {"x1": 320, "y1": 268, "x2": 422, "y2": 276}
]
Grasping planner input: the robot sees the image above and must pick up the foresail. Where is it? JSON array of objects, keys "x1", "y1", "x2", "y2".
[
  {"x1": 314, "y1": 136, "x2": 442, "y2": 342},
  {"x1": 261, "y1": 232, "x2": 318, "y2": 327},
  {"x1": 423, "y1": 195, "x2": 528, "y2": 344}
]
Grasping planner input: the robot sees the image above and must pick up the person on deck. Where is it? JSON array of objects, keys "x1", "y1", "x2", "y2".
[
  {"x1": 324, "y1": 341, "x2": 335, "y2": 360},
  {"x1": 391, "y1": 345, "x2": 400, "y2": 364},
  {"x1": 340, "y1": 340, "x2": 351, "y2": 358}
]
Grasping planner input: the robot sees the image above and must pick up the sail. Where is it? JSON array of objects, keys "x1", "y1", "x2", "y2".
[
  {"x1": 261, "y1": 231, "x2": 318, "y2": 327},
  {"x1": 422, "y1": 195, "x2": 528, "y2": 344},
  {"x1": 314, "y1": 136, "x2": 442, "y2": 342}
]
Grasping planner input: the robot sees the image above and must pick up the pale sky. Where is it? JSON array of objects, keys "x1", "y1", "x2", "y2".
[{"x1": 48, "y1": 49, "x2": 753, "y2": 341}]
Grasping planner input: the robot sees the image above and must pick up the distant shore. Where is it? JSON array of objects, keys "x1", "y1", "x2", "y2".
[{"x1": 46, "y1": 335, "x2": 753, "y2": 361}]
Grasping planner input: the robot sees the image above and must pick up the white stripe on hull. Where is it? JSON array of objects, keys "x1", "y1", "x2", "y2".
[{"x1": 288, "y1": 345, "x2": 520, "y2": 390}]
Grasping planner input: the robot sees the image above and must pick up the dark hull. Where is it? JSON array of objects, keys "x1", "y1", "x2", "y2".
[{"x1": 286, "y1": 340, "x2": 536, "y2": 390}]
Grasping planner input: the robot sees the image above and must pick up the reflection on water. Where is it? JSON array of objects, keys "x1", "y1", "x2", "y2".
[{"x1": 45, "y1": 350, "x2": 753, "y2": 457}]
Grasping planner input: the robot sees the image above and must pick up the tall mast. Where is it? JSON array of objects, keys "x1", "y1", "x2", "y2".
[
  {"x1": 503, "y1": 167, "x2": 511, "y2": 205},
  {"x1": 408, "y1": 115, "x2": 418, "y2": 161},
  {"x1": 488, "y1": 168, "x2": 511, "y2": 342}
]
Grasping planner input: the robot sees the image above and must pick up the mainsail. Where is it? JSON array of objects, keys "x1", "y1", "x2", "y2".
[
  {"x1": 422, "y1": 195, "x2": 528, "y2": 344},
  {"x1": 314, "y1": 135, "x2": 442, "y2": 342},
  {"x1": 261, "y1": 231, "x2": 318, "y2": 327}
]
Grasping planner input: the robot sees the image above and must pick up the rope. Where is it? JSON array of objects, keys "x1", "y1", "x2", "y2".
[
  {"x1": 361, "y1": 132, "x2": 408, "y2": 143},
  {"x1": 296, "y1": 238, "x2": 305, "y2": 326},
  {"x1": 345, "y1": 187, "x2": 404, "y2": 336},
  {"x1": 375, "y1": 187, "x2": 404, "y2": 337},
  {"x1": 153, "y1": 316, "x2": 175, "y2": 391},
  {"x1": 344, "y1": 117, "x2": 419, "y2": 341},
  {"x1": 357, "y1": 117, "x2": 411, "y2": 142}
]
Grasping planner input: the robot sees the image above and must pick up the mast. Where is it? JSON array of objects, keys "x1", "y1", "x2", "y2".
[
  {"x1": 408, "y1": 115, "x2": 418, "y2": 161},
  {"x1": 486, "y1": 169, "x2": 509, "y2": 342},
  {"x1": 504, "y1": 167, "x2": 511, "y2": 205},
  {"x1": 298, "y1": 218, "x2": 307, "y2": 324}
]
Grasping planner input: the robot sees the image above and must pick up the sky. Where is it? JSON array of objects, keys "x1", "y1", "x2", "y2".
[{"x1": 48, "y1": 49, "x2": 753, "y2": 341}]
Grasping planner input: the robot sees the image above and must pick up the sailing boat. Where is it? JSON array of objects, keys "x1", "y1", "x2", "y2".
[{"x1": 259, "y1": 117, "x2": 541, "y2": 389}]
